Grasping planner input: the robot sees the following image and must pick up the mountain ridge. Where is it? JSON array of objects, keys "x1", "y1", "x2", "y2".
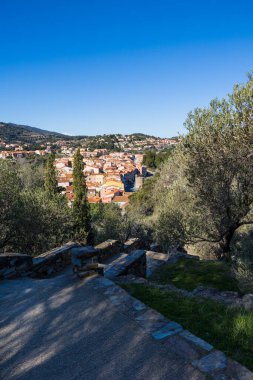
[
  {"x1": 0, "y1": 121, "x2": 169, "y2": 145},
  {"x1": 0, "y1": 122, "x2": 71, "y2": 144}
]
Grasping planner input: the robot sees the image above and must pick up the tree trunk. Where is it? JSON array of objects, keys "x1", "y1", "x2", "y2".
[{"x1": 219, "y1": 226, "x2": 238, "y2": 262}]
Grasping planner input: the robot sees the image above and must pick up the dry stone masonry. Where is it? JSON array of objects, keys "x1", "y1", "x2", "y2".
[
  {"x1": 0, "y1": 253, "x2": 33, "y2": 279},
  {"x1": 95, "y1": 239, "x2": 124, "y2": 262},
  {"x1": 32, "y1": 242, "x2": 78, "y2": 278},
  {"x1": 104, "y1": 249, "x2": 146, "y2": 279},
  {"x1": 0, "y1": 238, "x2": 147, "y2": 280}
]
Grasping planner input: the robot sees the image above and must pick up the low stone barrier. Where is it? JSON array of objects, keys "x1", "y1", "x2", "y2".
[
  {"x1": 71, "y1": 246, "x2": 100, "y2": 264},
  {"x1": 146, "y1": 251, "x2": 169, "y2": 278},
  {"x1": 0, "y1": 253, "x2": 33, "y2": 279},
  {"x1": 0, "y1": 239, "x2": 148, "y2": 280},
  {"x1": 123, "y1": 238, "x2": 142, "y2": 253},
  {"x1": 32, "y1": 242, "x2": 79, "y2": 278},
  {"x1": 71, "y1": 246, "x2": 104, "y2": 277},
  {"x1": 167, "y1": 250, "x2": 200, "y2": 264},
  {"x1": 104, "y1": 249, "x2": 146, "y2": 279},
  {"x1": 95, "y1": 240, "x2": 124, "y2": 263}
]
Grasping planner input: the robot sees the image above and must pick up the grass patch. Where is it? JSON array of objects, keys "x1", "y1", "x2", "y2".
[
  {"x1": 151, "y1": 258, "x2": 240, "y2": 292},
  {"x1": 123, "y1": 284, "x2": 253, "y2": 371}
]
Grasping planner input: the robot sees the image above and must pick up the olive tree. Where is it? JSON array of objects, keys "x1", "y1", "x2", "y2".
[
  {"x1": 0, "y1": 159, "x2": 73, "y2": 255},
  {"x1": 155, "y1": 74, "x2": 253, "y2": 260}
]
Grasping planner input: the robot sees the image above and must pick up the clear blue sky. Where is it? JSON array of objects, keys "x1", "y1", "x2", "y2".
[{"x1": 1, "y1": 1, "x2": 253, "y2": 137}]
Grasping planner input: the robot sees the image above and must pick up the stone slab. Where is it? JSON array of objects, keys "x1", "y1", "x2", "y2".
[
  {"x1": 192, "y1": 351, "x2": 227, "y2": 373},
  {"x1": 180, "y1": 330, "x2": 213, "y2": 352},
  {"x1": 104, "y1": 249, "x2": 146, "y2": 279},
  {"x1": 132, "y1": 299, "x2": 147, "y2": 311},
  {"x1": 135, "y1": 309, "x2": 169, "y2": 333},
  {"x1": 152, "y1": 321, "x2": 183, "y2": 340}
]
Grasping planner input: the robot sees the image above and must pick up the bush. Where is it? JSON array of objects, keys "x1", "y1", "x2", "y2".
[{"x1": 233, "y1": 260, "x2": 253, "y2": 294}]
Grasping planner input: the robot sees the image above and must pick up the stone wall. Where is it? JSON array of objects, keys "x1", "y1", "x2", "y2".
[
  {"x1": 0, "y1": 253, "x2": 33, "y2": 279},
  {"x1": 0, "y1": 240, "x2": 148, "y2": 281},
  {"x1": 104, "y1": 249, "x2": 146, "y2": 279},
  {"x1": 32, "y1": 242, "x2": 79, "y2": 278},
  {"x1": 95, "y1": 240, "x2": 124, "y2": 262},
  {"x1": 123, "y1": 238, "x2": 143, "y2": 253}
]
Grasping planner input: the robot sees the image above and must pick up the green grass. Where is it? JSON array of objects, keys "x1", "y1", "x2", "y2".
[
  {"x1": 151, "y1": 258, "x2": 240, "y2": 292},
  {"x1": 123, "y1": 284, "x2": 253, "y2": 371}
]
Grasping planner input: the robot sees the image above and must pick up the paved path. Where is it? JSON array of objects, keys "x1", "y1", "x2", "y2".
[{"x1": 0, "y1": 270, "x2": 203, "y2": 380}]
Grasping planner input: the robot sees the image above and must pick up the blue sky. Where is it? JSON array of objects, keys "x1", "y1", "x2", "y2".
[{"x1": 1, "y1": 1, "x2": 253, "y2": 137}]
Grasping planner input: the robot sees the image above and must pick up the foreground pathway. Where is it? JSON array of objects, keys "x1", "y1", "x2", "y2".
[
  {"x1": 0, "y1": 270, "x2": 252, "y2": 379},
  {"x1": 0, "y1": 270, "x2": 203, "y2": 380}
]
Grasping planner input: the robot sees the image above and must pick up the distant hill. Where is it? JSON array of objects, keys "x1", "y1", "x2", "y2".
[
  {"x1": 130, "y1": 133, "x2": 156, "y2": 139},
  {"x1": 0, "y1": 121, "x2": 171, "y2": 147},
  {"x1": 0, "y1": 122, "x2": 71, "y2": 144}
]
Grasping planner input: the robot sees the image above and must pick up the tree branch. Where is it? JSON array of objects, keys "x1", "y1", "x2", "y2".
[{"x1": 238, "y1": 220, "x2": 253, "y2": 227}]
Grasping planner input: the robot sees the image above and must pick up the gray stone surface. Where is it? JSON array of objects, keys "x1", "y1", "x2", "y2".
[
  {"x1": 32, "y1": 242, "x2": 78, "y2": 278},
  {"x1": 192, "y1": 351, "x2": 227, "y2": 373},
  {"x1": 223, "y1": 358, "x2": 253, "y2": 380},
  {"x1": 180, "y1": 330, "x2": 213, "y2": 352},
  {"x1": 124, "y1": 238, "x2": 142, "y2": 253},
  {"x1": 135, "y1": 308, "x2": 168, "y2": 333},
  {"x1": 132, "y1": 299, "x2": 146, "y2": 311},
  {"x1": 0, "y1": 253, "x2": 33, "y2": 279},
  {"x1": 95, "y1": 239, "x2": 124, "y2": 262},
  {"x1": 152, "y1": 321, "x2": 183, "y2": 340},
  {"x1": 146, "y1": 250, "x2": 169, "y2": 278},
  {"x1": 163, "y1": 334, "x2": 203, "y2": 361},
  {"x1": 0, "y1": 269, "x2": 204, "y2": 380},
  {"x1": 104, "y1": 249, "x2": 146, "y2": 279}
]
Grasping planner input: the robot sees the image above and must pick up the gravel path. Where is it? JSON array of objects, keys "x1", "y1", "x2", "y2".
[{"x1": 0, "y1": 270, "x2": 203, "y2": 380}]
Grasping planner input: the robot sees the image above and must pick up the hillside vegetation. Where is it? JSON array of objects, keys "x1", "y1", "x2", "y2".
[
  {"x1": 0, "y1": 122, "x2": 69, "y2": 144},
  {"x1": 0, "y1": 122, "x2": 166, "y2": 151}
]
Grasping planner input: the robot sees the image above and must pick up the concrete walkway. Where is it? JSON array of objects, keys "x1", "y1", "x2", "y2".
[{"x1": 0, "y1": 270, "x2": 204, "y2": 380}]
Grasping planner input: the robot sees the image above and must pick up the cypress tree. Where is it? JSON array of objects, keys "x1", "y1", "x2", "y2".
[
  {"x1": 44, "y1": 152, "x2": 58, "y2": 195},
  {"x1": 72, "y1": 148, "x2": 93, "y2": 244}
]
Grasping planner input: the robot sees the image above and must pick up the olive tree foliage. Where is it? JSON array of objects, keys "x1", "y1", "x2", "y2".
[
  {"x1": 0, "y1": 160, "x2": 22, "y2": 250},
  {"x1": 15, "y1": 190, "x2": 73, "y2": 255},
  {"x1": 0, "y1": 159, "x2": 73, "y2": 255},
  {"x1": 91, "y1": 203, "x2": 130, "y2": 244},
  {"x1": 126, "y1": 175, "x2": 160, "y2": 246},
  {"x1": 154, "y1": 73, "x2": 253, "y2": 260},
  {"x1": 16, "y1": 157, "x2": 44, "y2": 190}
]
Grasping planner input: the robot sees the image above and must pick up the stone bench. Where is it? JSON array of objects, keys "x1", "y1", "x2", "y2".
[{"x1": 104, "y1": 250, "x2": 146, "y2": 279}]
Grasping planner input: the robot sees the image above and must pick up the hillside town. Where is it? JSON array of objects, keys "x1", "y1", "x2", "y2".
[
  {"x1": 0, "y1": 134, "x2": 177, "y2": 208},
  {"x1": 56, "y1": 150, "x2": 147, "y2": 208}
]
